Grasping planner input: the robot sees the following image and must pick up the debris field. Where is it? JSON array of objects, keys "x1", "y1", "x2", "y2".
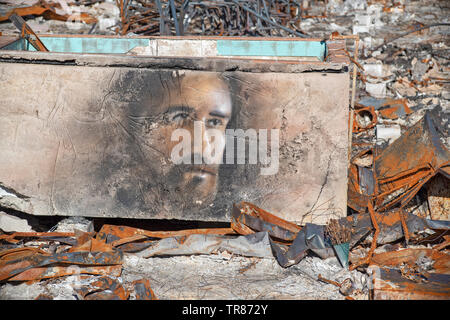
[{"x1": 0, "y1": 0, "x2": 449, "y2": 300}]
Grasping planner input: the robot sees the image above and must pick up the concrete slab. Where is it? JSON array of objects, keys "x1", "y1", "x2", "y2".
[{"x1": 0, "y1": 53, "x2": 349, "y2": 224}]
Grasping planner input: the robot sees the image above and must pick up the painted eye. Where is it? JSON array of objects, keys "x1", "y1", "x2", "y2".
[
  {"x1": 207, "y1": 118, "x2": 223, "y2": 127},
  {"x1": 171, "y1": 112, "x2": 190, "y2": 122}
]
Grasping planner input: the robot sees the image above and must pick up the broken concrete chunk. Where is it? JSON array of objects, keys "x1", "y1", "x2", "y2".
[
  {"x1": 0, "y1": 211, "x2": 34, "y2": 232},
  {"x1": 54, "y1": 217, "x2": 93, "y2": 233}
]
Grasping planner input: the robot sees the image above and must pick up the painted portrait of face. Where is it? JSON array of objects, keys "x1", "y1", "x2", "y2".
[
  {"x1": 0, "y1": 61, "x2": 348, "y2": 224},
  {"x1": 104, "y1": 71, "x2": 233, "y2": 215}
]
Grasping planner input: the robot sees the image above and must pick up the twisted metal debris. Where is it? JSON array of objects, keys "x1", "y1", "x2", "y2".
[{"x1": 115, "y1": 0, "x2": 322, "y2": 36}]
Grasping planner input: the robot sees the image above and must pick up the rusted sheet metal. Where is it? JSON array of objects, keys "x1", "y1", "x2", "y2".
[
  {"x1": 270, "y1": 223, "x2": 334, "y2": 268},
  {"x1": 364, "y1": 209, "x2": 427, "y2": 245},
  {"x1": 75, "y1": 276, "x2": 157, "y2": 300},
  {"x1": 132, "y1": 279, "x2": 158, "y2": 300},
  {"x1": 358, "y1": 97, "x2": 412, "y2": 120},
  {"x1": 433, "y1": 236, "x2": 450, "y2": 251},
  {"x1": 358, "y1": 165, "x2": 375, "y2": 196},
  {"x1": 0, "y1": 247, "x2": 49, "y2": 265},
  {"x1": 370, "y1": 248, "x2": 450, "y2": 274},
  {"x1": 231, "y1": 202, "x2": 301, "y2": 241},
  {"x1": 369, "y1": 266, "x2": 450, "y2": 300},
  {"x1": 117, "y1": 202, "x2": 338, "y2": 265},
  {"x1": 349, "y1": 111, "x2": 450, "y2": 214},
  {"x1": 8, "y1": 265, "x2": 122, "y2": 282},
  {"x1": 344, "y1": 209, "x2": 429, "y2": 248},
  {"x1": 75, "y1": 276, "x2": 129, "y2": 300},
  {"x1": 374, "y1": 111, "x2": 450, "y2": 212},
  {"x1": 426, "y1": 219, "x2": 450, "y2": 231},
  {"x1": 73, "y1": 229, "x2": 95, "y2": 245},
  {"x1": 100, "y1": 203, "x2": 303, "y2": 260},
  {"x1": 0, "y1": 250, "x2": 123, "y2": 281},
  {"x1": 110, "y1": 234, "x2": 150, "y2": 248},
  {"x1": 348, "y1": 209, "x2": 450, "y2": 269},
  {"x1": 35, "y1": 293, "x2": 53, "y2": 300},
  {"x1": 114, "y1": 240, "x2": 155, "y2": 253},
  {"x1": 228, "y1": 203, "x2": 445, "y2": 268},
  {"x1": 68, "y1": 237, "x2": 116, "y2": 253},
  {"x1": 377, "y1": 98, "x2": 412, "y2": 120},
  {"x1": 97, "y1": 224, "x2": 236, "y2": 243},
  {"x1": 0, "y1": 3, "x2": 97, "y2": 24},
  {"x1": 0, "y1": 231, "x2": 76, "y2": 245}
]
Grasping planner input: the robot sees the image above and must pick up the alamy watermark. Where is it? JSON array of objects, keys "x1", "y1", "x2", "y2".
[{"x1": 171, "y1": 121, "x2": 280, "y2": 175}]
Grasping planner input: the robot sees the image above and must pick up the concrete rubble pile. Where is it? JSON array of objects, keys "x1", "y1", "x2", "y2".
[{"x1": 0, "y1": 0, "x2": 449, "y2": 300}]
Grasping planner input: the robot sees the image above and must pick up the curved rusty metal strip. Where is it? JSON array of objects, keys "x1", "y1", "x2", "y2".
[
  {"x1": 0, "y1": 250, "x2": 123, "y2": 281},
  {"x1": 231, "y1": 202, "x2": 301, "y2": 241}
]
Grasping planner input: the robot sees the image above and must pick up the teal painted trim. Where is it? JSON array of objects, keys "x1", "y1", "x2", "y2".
[
  {"x1": 1, "y1": 39, "x2": 26, "y2": 51},
  {"x1": 217, "y1": 40, "x2": 326, "y2": 60},
  {"x1": 11, "y1": 37, "x2": 326, "y2": 60},
  {"x1": 28, "y1": 37, "x2": 149, "y2": 54}
]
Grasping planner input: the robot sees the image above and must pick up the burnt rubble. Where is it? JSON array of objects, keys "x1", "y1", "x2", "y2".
[{"x1": 0, "y1": 0, "x2": 449, "y2": 301}]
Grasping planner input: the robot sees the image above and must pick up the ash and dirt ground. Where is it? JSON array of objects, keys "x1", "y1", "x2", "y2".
[
  {"x1": 1, "y1": 253, "x2": 368, "y2": 300},
  {"x1": 0, "y1": 216, "x2": 369, "y2": 300},
  {"x1": 0, "y1": 0, "x2": 449, "y2": 300}
]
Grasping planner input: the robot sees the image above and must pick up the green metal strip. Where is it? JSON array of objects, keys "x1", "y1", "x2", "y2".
[
  {"x1": 1, "y1": 39, "x2": 26, "y2": 51},
  {"x1": 8, "y1": 37, "x2": 327, "y2": 60},
  {"x1": 217, "y1": 40, "x2": 326, "y2": 60},
  {"x1": 27, "y1": 37, "x2": 149, "y2": 54}
]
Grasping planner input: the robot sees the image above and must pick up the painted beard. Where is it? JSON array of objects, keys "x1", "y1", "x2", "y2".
[{"x1": 164, "y1": 162, "x2": 219, "y2": 209}]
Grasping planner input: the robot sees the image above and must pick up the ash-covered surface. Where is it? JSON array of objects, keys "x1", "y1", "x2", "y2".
[
  {"x1": 0, "y1": 214, "x2": 368, "y2": 300},
  {"x1": 0, "y1": 254, "x2": 368, "y2": 300},
  {"x1": 120, "y1": 254, "x2": 368, "y2": 300},
  {"x1": 0, "y1": 0, "x2": 449, "y2": 301}
]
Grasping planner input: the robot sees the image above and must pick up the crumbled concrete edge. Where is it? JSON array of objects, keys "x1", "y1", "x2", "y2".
[{"x1": 0, "y1": 51, "x2": 348, "y2": 73}]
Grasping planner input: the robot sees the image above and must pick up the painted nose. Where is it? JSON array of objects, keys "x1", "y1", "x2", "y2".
[{"x1": 192, "y1": 120, "x2": 213, "y2": 163}]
